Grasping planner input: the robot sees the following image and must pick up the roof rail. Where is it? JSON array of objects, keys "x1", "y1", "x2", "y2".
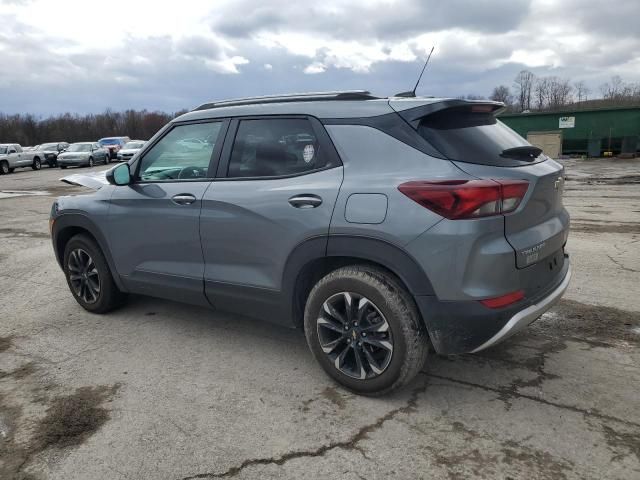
[{"x1": 193, "y1": 90, "x2": 378, "y2": 111}]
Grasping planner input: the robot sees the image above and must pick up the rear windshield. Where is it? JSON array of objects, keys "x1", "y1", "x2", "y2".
[{"x1": 417, "y1": 107, "x2": 543, "y2": 166}]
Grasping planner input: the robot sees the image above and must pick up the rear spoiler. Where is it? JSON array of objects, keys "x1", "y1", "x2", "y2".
[{"x1": 389, "y1": 99, "x2": 505, "y2": 129}]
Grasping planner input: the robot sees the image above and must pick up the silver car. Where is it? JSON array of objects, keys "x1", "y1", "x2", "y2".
[
  {"x1": 116, "y1": 140, "x2": 146, "y2": 162},
  {"x1": 50, "y1": 91, "x2": 571, "y2": 395},
  {"x1": 57, "y1": 142, "x2": 109, "y2": 169}
]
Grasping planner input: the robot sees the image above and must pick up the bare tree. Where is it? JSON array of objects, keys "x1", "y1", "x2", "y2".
[
  {"x1": 547, "y1": 77, "x2": 573, "y2": 109},
  {"x1": 0, "y1": 110, "x2": 181, "y2": 146},
  {"x1": 600, "y1": 75, "x2": 624, "y2": 100},
  {"x1": 573, "y1": 81, "x2": 590, "y2": 103},
  {"x1": 534, "y1": 77, "x2": 549, "y2": 110},
  {"x1": 490, "y1": 85, "x2": 512, "y2": 105},
  {"x1": 514, "y1": 70, "x2": 535, "y2": 112}
]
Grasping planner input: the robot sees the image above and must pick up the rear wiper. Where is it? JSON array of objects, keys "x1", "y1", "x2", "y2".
[{"x1": 500, "y1": 146, "x2": 543, "y2": 160}]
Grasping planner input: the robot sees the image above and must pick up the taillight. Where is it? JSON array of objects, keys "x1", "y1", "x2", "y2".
[{"x1": 398, "y1": 179, "x2": 529, "y2": 220}]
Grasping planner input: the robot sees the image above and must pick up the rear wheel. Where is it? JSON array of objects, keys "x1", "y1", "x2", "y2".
[
  {"x1": 63, "y1": 234, "x2": 126, "y2": 313},
  {"x1": 304, "y1": 265, "x2": 429, "y2": 396},
  {"x1": 0, "y1": 161, "x2": 8, "y2": 174},
  {"x1": 88, "y1": 157, "x2": 94, "y2": 168},
  {"x1": 32, "y1": 157, "x2": 41, "y2": 170}
]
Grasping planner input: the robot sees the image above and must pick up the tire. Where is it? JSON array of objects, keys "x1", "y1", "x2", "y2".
[
  {"x1": 104, "y1": 155, "x2": 110, "y2": 165},
  {"x1": 0, "y1": 161, "x2": 8, "y2": 175},
  {"x1": 304, "y1": 265, "x2": 429, "y2": 396},
  {"x1": 8, "y1": 168, "x2": 15, "y2": 173},
  {"x1": 32, "y1": 157, "x2": 41, "y2": 170},
  {"x1": 63, "y1": 234, "x2": 126, "y2": 313},
  {"x1": 60, "y1": 165, "x2": 67, "y2": 169},
  {"x1": 88, "y1": 157, "x2": 94, "y2": 168}
]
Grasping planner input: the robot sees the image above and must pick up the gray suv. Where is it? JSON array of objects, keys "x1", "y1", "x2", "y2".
[{"x1": 50, "y1": 91, "x2": 571, "y2": 395}]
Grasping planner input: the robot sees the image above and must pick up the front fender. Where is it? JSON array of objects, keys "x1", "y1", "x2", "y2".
[{"x1": 51, "y1": 211, "x2": 127, "y2": 292}]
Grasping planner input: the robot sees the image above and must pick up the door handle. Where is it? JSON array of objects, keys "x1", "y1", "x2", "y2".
[
  {"x1": 288, "y1": 194, "x2": 323, "y2": 209},
  {"x1": 171, "y1": 194, "x2": 197, "y2": 205}
]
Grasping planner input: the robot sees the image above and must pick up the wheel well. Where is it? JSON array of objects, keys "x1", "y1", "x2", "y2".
[
  {"x1": 291, "y1": 256, "x2": 415, "y2": 329},
  {"x1": 55, "y1": 226, "x2": 97, "y2": 263}
]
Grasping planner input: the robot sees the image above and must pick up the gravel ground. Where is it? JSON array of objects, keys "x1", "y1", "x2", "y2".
[{"x1": 0, "y1": 158, "x2": 639, "y2": 480}]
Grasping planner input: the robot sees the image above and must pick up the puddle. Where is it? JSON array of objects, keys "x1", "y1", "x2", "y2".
[{"x1": 0, "y1": 190, "x2": 50, "y2": 199}]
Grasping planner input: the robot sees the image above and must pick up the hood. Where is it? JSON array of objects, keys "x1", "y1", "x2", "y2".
[
  {"x1": 59, "y1": 152, "x2": 88, "y2": 158},
  {"x1": 60, "y1": 170, "x2": 109, "y2": 190},
  {"x1": 119, "y1": 148, "x2": 140, "y2": 154}
]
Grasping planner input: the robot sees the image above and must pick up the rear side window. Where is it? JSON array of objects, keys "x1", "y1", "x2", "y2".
[
  {"x1": 228, "y1": 118, "x2": 331, "y2": 178},
  {"x1": 417, "y1": 107, "x2": 540, "y2": 166}
]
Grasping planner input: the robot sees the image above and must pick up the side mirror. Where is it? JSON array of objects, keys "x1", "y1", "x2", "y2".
[{"x1": 106, "y1": 163, "x2": 131, "y2": 186}]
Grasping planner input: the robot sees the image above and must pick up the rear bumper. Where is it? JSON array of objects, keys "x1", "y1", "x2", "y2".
[
  {"x1": 470, "y1": 263, "x2": 571, "y2": 352},
  {"x1": 415, "y1": 257, "x2": 571, "y2": 354}
]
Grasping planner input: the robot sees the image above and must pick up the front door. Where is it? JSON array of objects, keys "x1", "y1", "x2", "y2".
[
  {"x1": 108, "y1": 120, "x2": 227, "y2": 306},
  {"x1": 200, "y1": 117, "x2": 343, "y2": 324}
]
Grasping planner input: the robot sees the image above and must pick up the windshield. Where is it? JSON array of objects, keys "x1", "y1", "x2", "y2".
[
  {"x1": 67, "y1": 144, "x2": 92, "y2": 152},
  {"x1": 99, "y1": 138, "x2": 120, "y2": 145},
  {"x1": 40, "y1": 143, "x2": 58, "y2": 150},
  {"x1": 0, "y1": 146, "x2": 7, "y2": 154},
  {"x1": 124, "y1": 142, "x2": 144, "y2": 149}
]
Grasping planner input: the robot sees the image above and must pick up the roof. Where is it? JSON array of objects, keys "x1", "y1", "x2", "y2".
[{"x1": 175, "y1": 91, "x2": 469, "y2": 123}]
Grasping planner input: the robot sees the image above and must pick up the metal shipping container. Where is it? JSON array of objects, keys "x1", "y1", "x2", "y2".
[{"x1": 499, "y1": 106, "x2": 640, "y2": 156}]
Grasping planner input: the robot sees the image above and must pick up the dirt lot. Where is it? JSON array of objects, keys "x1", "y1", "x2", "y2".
[{"x1": 1, "y1": 158, "x2": 639, "y2": 480}]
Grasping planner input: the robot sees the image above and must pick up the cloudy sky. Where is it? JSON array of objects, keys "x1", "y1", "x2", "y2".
[{"x1": 1, "y1": 0, "x2": 638, "y2": 114}]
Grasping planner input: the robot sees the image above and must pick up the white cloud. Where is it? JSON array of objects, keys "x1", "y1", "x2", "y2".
[{"x1": 0, "y1": 0, "x2": 639, "y2": 113}]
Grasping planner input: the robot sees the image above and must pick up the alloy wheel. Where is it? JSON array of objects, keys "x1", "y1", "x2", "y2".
[
  {"x1": 317, "y1": 292, "x2": 393, "y2": 380},
  {"x1": 68, "y1": 248, "x2": 101, "y2": 304}
]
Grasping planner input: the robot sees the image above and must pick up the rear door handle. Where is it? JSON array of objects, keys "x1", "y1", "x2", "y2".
[
  {"x1": 171, "y1": 194, "x2": 197, "y2": 205},
  {"x1": 288, "y1": 194, "x2": 323, "y2": 209}
]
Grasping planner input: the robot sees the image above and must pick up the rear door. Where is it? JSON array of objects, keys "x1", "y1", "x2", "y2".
[
  {"x1": 107, "y1": 120, "x2": 227, "y2": 305},
  {"x1": 200, "y1": 116, "x2": 343, "y2": 322},
  {"x1": 409, "y1": 103, "x2": 570, "y2": 269}
]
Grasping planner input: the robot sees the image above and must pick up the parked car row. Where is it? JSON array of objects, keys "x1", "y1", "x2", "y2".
[{"x1": 0, "y1": 137, "x2": 145, "y2": 174}]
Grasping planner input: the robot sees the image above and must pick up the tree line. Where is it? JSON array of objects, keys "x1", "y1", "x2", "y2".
[
  {"x1": 0, "y1": 109, "x2": 187, "y2": 147},
  {"x1": 489, "y1": 73, "x2": 640, "y2": 113}
]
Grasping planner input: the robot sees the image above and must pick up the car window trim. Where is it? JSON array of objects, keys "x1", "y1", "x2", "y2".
[
  {"x1": 132, "y1": 118, "x2": 230, "y2": 184},
  {"x1": 215, "y1": 114, "x2": 343, "y2": 181}
]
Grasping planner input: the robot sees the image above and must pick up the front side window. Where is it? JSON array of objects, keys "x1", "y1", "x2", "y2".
[
  {"x1": 228, "y1": 118, "x2": 329, "y2": 178},
  {"x1": 138, "y1": 122, "x2": 222, "y2": 181}
]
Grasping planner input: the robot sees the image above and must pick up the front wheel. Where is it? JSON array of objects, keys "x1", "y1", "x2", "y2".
[
  {"x1": 63, "y1": 234, "x2": 126, "y2": 313},
  {"x1": 304, "y1": 265, "x2": 429, "y2": 396},
  {"x1": 0, "y1": 161, "x2": 8, "y2": 174},
  {"x1": 88, "y1": 157, "x2": 94, "y2": 168},
  {"x1": 60, "y1": 165, "x2": 67, "y2": 169},
  {"x1": 32, "y1": 157, "x2": 41, "y2": 170}
]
